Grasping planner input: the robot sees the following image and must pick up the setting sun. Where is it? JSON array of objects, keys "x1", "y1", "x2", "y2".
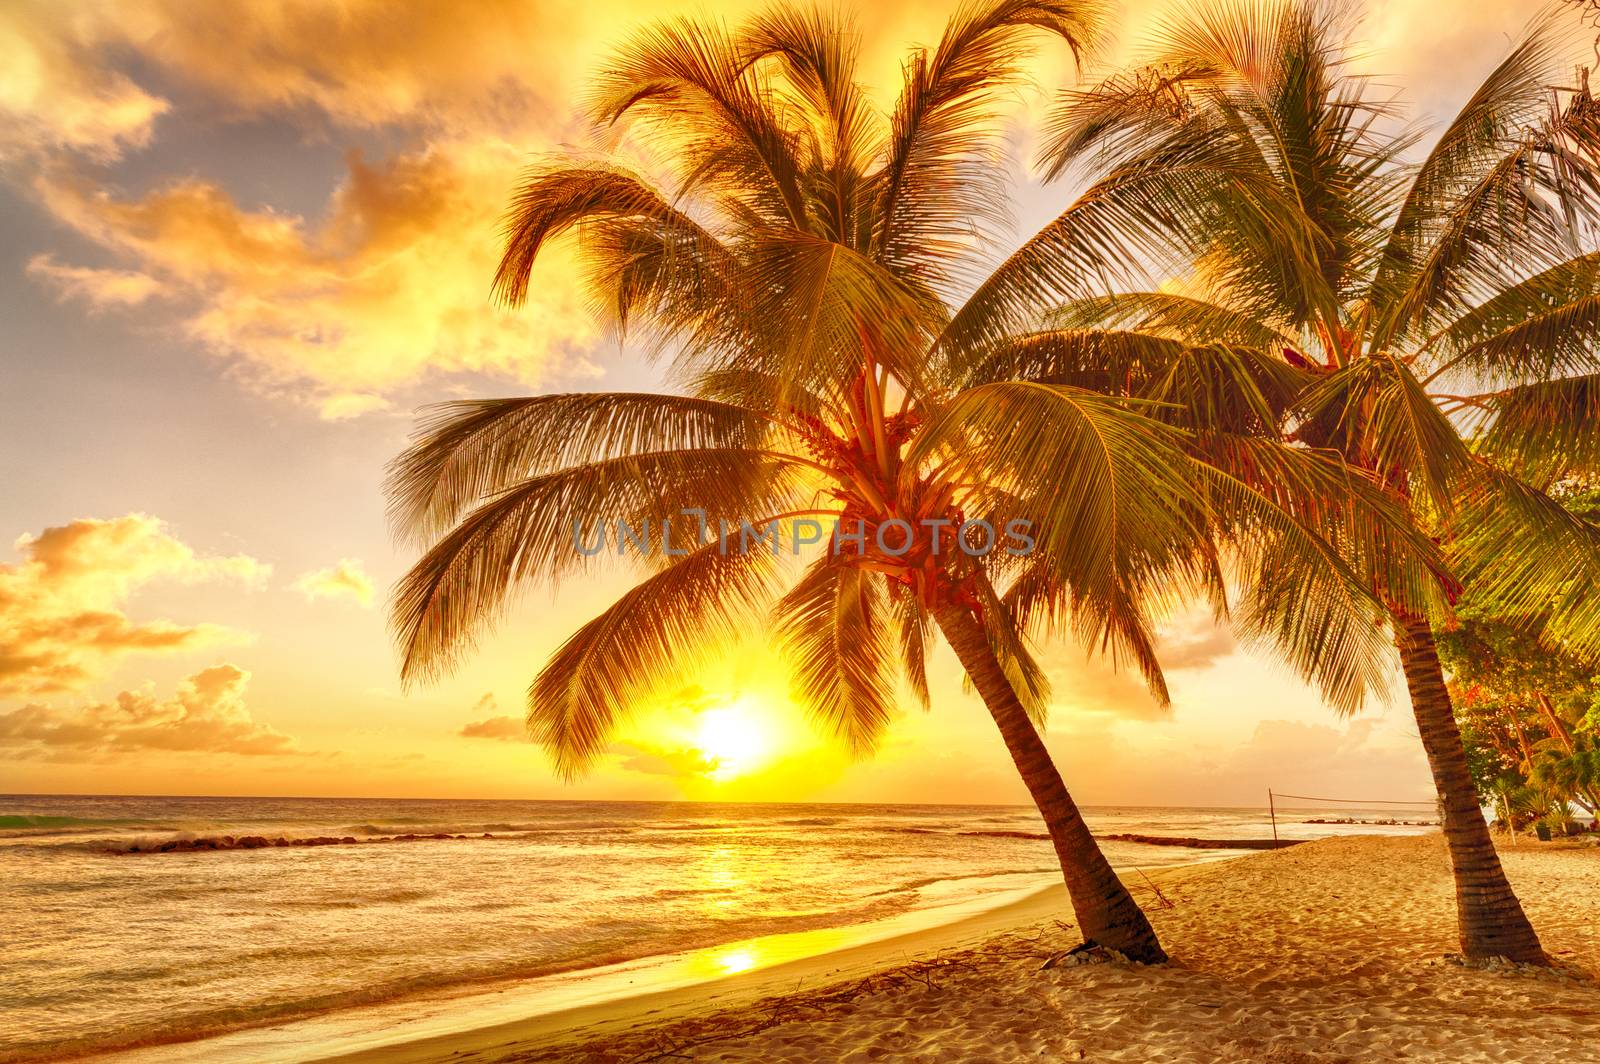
[{"x1": 695, "y1": 702, "x2": 772, "y2": 781}]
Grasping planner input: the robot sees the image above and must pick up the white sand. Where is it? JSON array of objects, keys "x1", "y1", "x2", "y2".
[{"x1": 453, "y1": 834, "x2": 1599, "y2": 1063}]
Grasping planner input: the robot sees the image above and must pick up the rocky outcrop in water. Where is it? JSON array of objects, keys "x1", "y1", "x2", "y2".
[
  {"x1": 1097, "y1": 833, "x2": 1304, "y2": 850},
  {"x1": 1303, "y1": 818, "x2": 1435, "y2": 826},
  {"x1": 119, "y1": 832, "x2": 497, "y2": 854}
]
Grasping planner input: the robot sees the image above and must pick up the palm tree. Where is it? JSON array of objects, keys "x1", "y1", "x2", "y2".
[
  {"x1": 386, "y1": 1, "x2": 1429, "y2": 963},
  {"x1": 957, "y1": 0, "x2": 1600, "y2": 961}
]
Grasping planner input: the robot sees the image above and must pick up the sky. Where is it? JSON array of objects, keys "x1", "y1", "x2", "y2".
[{"x1": 0, "y1": 0, "x2": 1583, "y2": 805}]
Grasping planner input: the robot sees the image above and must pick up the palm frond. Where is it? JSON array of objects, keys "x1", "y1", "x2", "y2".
[
  {"x1": 688, "y1": 226, "x2": 943, "y2": 406},
  {"x1": 387, "y1": 394, "x2": 770, "y2": 547},
  {"x1": 391, "y1": 449, "x2": 810, "y2": 685},
  {"x1": 1370, "y1": 13, "x2": 1588, "y2": 345},
  {"x1": 773, "y1": 557, "x2": 899, "y2": 755},
  {"x1": 1142, "y1": 342, "x2": 1305, "y2": 433},
  {"x1": 1196, "y1": 434, "x2": 1446, "y2": 714},
  {"x1": 740, "y1": 6, "x2": 881, "y2": 246},
  {"x1": 587, "y1": 16, "x2": 813, "y2": 229},
  {"x1": 1296, "y1": 357, "x2": 1472, "y2": 510},
  {"x1": 1481, "y1": 373, "x2": 1600, "y2": 480},
  {"x1": 1426, "y1": 251, "x2": 1600, "y2": 386},
  {"x1": 970, "y1": 569, "x2": 1055, "y2": 719},
  {"x1": 1048, "y1": 290, "x2": 1294, "y2": 348},
  {"x1": 874, "y1": 0, "x2": 1109, "y2": 290},
  {"x1": 1451, "y1": 464, "x2": 1600, "y2": 663},
  {"x1": 960, "y1": 327, "x2": 1187, "y2": 391},
  {"x1": 530, "y1": 540, "x2": 789, "y2": 777},
  {"x1": 940, "y1": 123, "x2": 1313, "y2": 360},
  {"x1": 493, "y1": 164, "x2": 734, "y2": 310},
  {"x1": 914, "y1": 382, "x2": 1215, "y2": 694},
  {"x1": 892, "y1": 591, "x2": 934, "y2": 710}
]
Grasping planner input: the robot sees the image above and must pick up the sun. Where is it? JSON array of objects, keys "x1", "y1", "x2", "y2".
[{"x1": 694, "y1": 701, "x2": 772, "y2": 781}]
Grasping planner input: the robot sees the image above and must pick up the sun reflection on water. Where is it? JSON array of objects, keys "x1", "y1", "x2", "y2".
[{"x1": 714, "y1": 947, "x2": 757, "y2": 974}]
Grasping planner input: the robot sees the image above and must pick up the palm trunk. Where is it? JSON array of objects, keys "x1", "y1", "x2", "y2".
[
  {"x1": 1394, "y1": 614, "x2": 1545, "y2": 963},
  {"x1": 934, "y1": 602, "x2": 1166, "y2": 963},
  {"x1": 1535, "y1": 693, "x2": 1576, "y2": 755}
]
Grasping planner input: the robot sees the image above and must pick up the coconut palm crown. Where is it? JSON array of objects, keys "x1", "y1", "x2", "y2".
[{"x1": 966, "y1": 0, "x2": 1600, "y2": 961}]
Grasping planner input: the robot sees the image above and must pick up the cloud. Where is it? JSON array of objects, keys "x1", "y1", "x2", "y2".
[
  {"x1": 1036, "y1": 611, "x2": 1241, "y2": 722},
  {"x1": 293, "y1": 558, "x2": 374, "y2": 608},
  {"x1": 1223, "y1": 718, "x2": 1385, "y2": 779},
  {"x1": 460, "y1": 716, "x2": 526, "y2": 741},
  {"x1": 7, "y1": 0, "x2": 1562, "y2": 422},
  {"x1": 0, "y1": 3, "x2": 169, "y2": 162},
  {"x1": 1158, "y1": 614, "x2": 1236, "y2": 671},
  {"x1": 610, "y1": 739, "x2": 717, "y2": 779},
  {"x1": 25, "y1": 254, "x2": 167, "y2": 309},
  {"x1": 0, "y1": 664, "x2": 295, "y2": 756},
  {"x1": 459, "y1": 693, "x2": 528, "y2": 741},
  {"x1": 0, "y1": 514, "x2": 268, "y2": 697},
  {"x1": 6, "y1": 0, "x2": 974, "y2": 418},
  {"x1": 0, "y1": 0, "x2": 776, "y2": 154},
  {"x1": 3, "y1": 0, "x2": 685, "y2": 418},
  {"x1": 32, "y1": 145, "x2": 600, "y2": 418}
]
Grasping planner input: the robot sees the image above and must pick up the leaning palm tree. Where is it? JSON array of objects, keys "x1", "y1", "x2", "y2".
[
  {"x1": 387, "y1": 1, "x2": 1432, "y2": 963},
  {"x1": 954, "y1": 0, "x2": 1600, "y2": 961}
]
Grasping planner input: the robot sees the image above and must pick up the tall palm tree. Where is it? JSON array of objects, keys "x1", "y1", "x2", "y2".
[
  {"x1": 956, "y1": 0, "x2": 1600, "y2": 961},
  {"x1": 386, "y1": 1, "x2": 1431, "y2": 963}
]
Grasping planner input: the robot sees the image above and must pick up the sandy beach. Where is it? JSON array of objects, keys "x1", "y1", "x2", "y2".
[{"x1": 355, "y1": 834, "x2": 1599, "y2": 1064}]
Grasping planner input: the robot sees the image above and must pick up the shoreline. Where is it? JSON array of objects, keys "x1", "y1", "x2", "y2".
[
  {"x1": 319, "y1": 861, "x2": 1234, "y2": 1064},
  {"x1": 86, "y1": 856, "x2": 1233, "y2": 1064},
  {"x1": 14, "y1": 799, "x2": 1440, "y2": 1064},
  {"x1": 306, "y1": 835, "x2": 1597, "y2": 1063},
  {"x1": 486, "y1": 833, "x2": 1599, "y2": 1064},
  {"x1": 71, "y1": 833, "x2": 1600, "y2": 1063},
  {"x1": 93, "y1": 830, "x2": 1305, "y2": 856}
]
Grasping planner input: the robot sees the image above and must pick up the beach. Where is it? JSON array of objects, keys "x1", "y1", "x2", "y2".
[
  {"x1": 5, "y1": 797, "x2": 1435, "y2": 1062},
  {"x1": 368, "y1": 834, "x2": 1599, "y2": 1064},
  {"x1": 12, "y1": 802, "x2": 1597, "y2": 1062}
]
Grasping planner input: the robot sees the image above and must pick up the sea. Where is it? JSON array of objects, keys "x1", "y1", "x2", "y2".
[{"x1": 0, "y1": 795, "x2": 1439, "y2": 1061}]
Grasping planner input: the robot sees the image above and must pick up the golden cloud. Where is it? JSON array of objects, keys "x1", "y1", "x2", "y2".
[
  {"x1": 1036, "y1": 608, "x2": 1239, "y2": 721},
  {"x1": 0, "y1": 514, "x2": 268, "y2": 697},
  {"x1": 459, "y1": 693, "x2": 528, "y2": 741},
  {"x1": 0, "y1": 664, "x2": 296, "y2": 757},
  {"x1": 25, "y1": 254, "x2": 167, "y2": 310},
  {"x1": 0, "y1": 2, "x2": 168, "y2": 162},
  {"x1": 7, "y1": 0, "x2": 1556, "y2": 420},
  {"x1": 293, "y1": 557, "x2": 375, "y2": 608},
  {"x1": 5, "y1": 0, "x2": 990, "y2": 417},
  {"x1": 3, "y1": 0, "x2": 851, "y2": 147},
  {"x1": 33, "y1": 144, "x2": 600, "y2": 418},
  {"x1": 609, "y1": 738, "x2": 718, "y2": 779}
]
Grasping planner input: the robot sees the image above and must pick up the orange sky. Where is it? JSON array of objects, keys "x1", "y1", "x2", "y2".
[{"x1": 0, "y1": 0, "x2": 1584, "y2": 805}]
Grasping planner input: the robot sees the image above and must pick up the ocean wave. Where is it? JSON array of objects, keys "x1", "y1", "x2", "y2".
[
  {"x1": 281, "y1": 888, "x2": 437, "y2": 909},
  {"x1": 1, "y1": 892, "x2": 921, "y2": 1064},
  {"x1": 867, "y1": 866, "x2": 1060, "y2": 897},
  {"x1": 336, "y1": 820, "x2": 635, "y2": 837},
  {"x1": 1, "y1": 814, "x2": 139, "y2": 828},
  {"x1": 0, "y1": 813, "x2": 178, "y2": 838},
  {"x1": 108, "y1": 831, "x2": 499, "y2": 854}
]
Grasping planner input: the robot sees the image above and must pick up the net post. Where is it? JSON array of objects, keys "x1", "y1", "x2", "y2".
[{"x1": 1269, "y1": 788, "x2": 1279, "y2": 848}]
